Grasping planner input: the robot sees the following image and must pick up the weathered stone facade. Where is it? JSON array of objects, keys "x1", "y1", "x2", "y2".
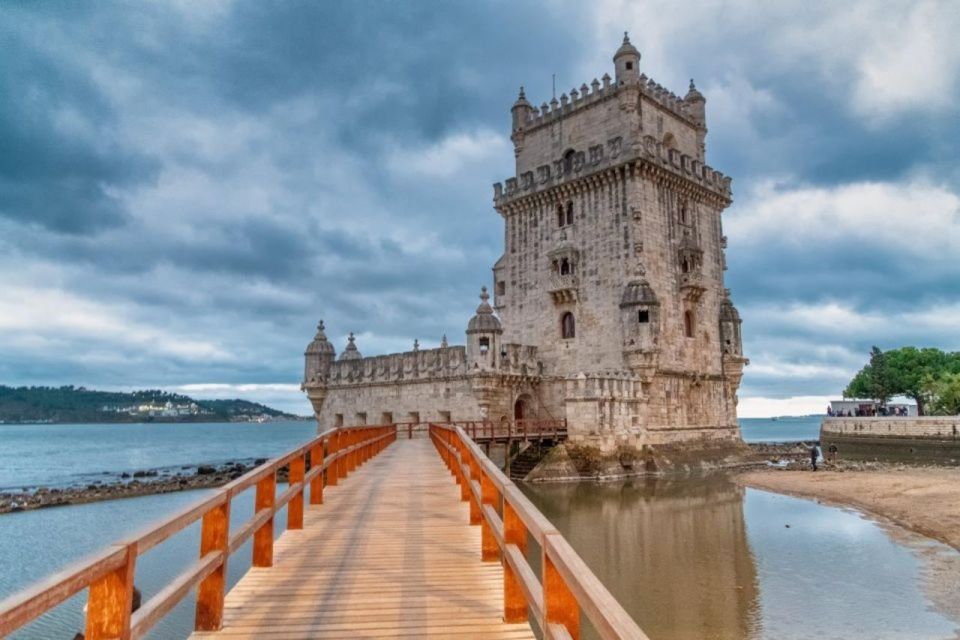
[{"x1": 303, "y1": 34, "x2": 748, "y2": 452}]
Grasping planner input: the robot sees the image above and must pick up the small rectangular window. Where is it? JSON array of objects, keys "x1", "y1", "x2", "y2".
[
  {"x1": 497, "y1": 281, "x2": 506, "y2": 296},
  {"x1": 638, "y1": 310, "x2": 649, "y2": 323},
  {"x1": 479, "y1": 337, "x2": 490, "y2": 354}
]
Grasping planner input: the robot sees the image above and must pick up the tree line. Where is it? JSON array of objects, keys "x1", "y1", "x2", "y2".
[
  {"x1": 844, "y1": 347, "x2": 960, "y2": 416},
  {"x1": 0, "y1": 385, "x2": 295, "y2": 423}
]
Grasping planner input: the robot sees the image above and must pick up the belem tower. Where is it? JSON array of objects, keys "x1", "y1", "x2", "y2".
[{"x1": 302, "y1": 34, "x2": 748, "y2": 453}]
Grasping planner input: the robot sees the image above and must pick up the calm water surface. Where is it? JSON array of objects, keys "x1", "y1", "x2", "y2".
[
  {"x1": 3, "y1": 421, "x2": 958, "y2": 639},
  {"x1": 523, "y1": 475, "x2": 960, "y2": 640},
  {"x1": 0, "y1": 421, "x2": 317, "y2": 489},
  {"x1": 739, "y1": 416, "x2": 822, "y2": 443}
]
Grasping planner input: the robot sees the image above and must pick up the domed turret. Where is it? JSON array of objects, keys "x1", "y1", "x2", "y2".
[
  {"x1": 511, "y1": 86, "x2": 535, "y2": 132},
  {"x1": 303, "y1": 320, "x2": 336, "y2": 384},
  {"x1": 613, "y1": 31, "x2": 640, "y2": 85},
  {"x1": 684, "y1": 78, "x2": 706, "y2": 127},
  {"x1": 719, "y1": 294, "x2": 743, "y2": 356},
  {"x1": 466, "y1": 287, "x2": 503, "y2": 370},
  {"x1": 467, "y1": 287, "x2": 503, "y2": 334},
  {"x1": 339, "y1": 332, "x2": 362, "y2": 361}
]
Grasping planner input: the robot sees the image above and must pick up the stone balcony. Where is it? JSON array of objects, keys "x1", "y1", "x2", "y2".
[
  {"x1": 548, "y1": 273, "x2": 579, "y2": 304},
  {"x1": 679, "y1": 271, "x2": 706, "y2": 301}
]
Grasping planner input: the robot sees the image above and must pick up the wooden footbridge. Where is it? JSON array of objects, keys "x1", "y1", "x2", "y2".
[{"x1": 0, "y1": 424, "x2": 646, "y2": 640}]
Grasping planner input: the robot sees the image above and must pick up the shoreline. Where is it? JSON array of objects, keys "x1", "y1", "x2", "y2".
[
  {"x1": 0, "y1": 458, "x2": 294, "y2": 514},
  {"x1": 736, "y1": 464, "x2": 960, "y2": 553}
]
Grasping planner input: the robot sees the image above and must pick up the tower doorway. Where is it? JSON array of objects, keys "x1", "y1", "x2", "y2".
[{"x1": 514, "y1": 394, "x2": 534, "y2": 420}]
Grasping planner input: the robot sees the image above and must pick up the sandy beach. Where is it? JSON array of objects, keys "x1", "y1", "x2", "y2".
[{"x1": 738, "y1": 466, "x2": 960, "y2": 552}]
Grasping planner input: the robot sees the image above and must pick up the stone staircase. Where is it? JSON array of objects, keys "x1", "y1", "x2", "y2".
[{"x1": 508, "y1": 442, "x2": 555, "y2": 481}]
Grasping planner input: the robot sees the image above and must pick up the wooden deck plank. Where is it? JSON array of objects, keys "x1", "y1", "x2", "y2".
[{"x1": 190, "y1": 437, "x2": 534, "y2": 639}]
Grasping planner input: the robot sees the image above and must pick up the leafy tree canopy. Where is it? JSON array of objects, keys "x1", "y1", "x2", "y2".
[{"x1": 843, "y1": 347, "x2": 960, "y2": 415}]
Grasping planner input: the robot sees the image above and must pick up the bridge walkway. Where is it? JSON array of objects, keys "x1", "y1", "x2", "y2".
[{"x1": 190, "y1": 436, "x2": 535, "y2": 639}]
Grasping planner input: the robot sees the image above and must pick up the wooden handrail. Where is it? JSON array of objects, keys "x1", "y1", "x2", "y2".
[
  {"x1": 0, "y1": 424, "x2": 397, "y2": 639},
  {"x1": 428, "y1": 423, "x2": 648, "y2": 640}
]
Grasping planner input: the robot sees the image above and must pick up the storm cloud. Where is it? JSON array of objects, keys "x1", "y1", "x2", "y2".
[{"x1": 1, "y1": 1, "x2": 958, "y2": 415}]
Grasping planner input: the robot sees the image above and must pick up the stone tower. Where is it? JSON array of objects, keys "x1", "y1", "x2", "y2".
[
  {"x1": 303, "y1": 34, "x2": 747, "y2": 456},
  {"x1": 491, "y1": 33, "x2": 747, "y2": 448}
]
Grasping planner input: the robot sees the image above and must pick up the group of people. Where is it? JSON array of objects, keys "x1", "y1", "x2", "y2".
[
  {"x1": 808, "y1": 442, "x2": 838, "y2": 471},
  {"x1": 826, "y1": 405, "x2": 909, "y2": 417}
]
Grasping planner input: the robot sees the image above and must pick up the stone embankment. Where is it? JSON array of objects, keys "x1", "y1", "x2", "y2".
[{"x1": 0, "y1": 458, "x2": 295, "y2": 514}]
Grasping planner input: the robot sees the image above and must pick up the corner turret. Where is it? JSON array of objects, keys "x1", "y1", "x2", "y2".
[
  {"x1": 613, "y1": 32, "x2": 641, "y2": 86},
  {"x1": 684, "y1": 78, "x2": 706, "y2": 128},
  {"x1": 719, "y1": 293, "x2": 743, "y2": 357},
  {"x1": 303, "y1": 320, "x2": 336, "y2": 384},
  {"x1": 511, "y1": 86, "x2": 534, "y2": 132},
  {"x1": 466, "y1": 286, "x2": 503, "y2": 370}
]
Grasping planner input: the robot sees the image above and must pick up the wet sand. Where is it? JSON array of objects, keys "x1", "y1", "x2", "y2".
[{"x1": 738, "y1": 466, "x2": 960, "y2": 552}]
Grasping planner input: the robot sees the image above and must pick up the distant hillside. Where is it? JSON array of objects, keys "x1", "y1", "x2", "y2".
[{"x1": 0, "y1": 385, "x2": 303, "y2": 424}]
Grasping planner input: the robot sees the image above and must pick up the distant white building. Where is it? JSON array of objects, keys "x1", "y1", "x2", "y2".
[{"x1": 829, "y1": 397, "x2": 917, "y2": 417}]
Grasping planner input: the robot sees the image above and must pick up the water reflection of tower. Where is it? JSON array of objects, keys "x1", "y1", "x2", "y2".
[{"x1": 524, "y1": 475, "x2": 760, "y2": 639}]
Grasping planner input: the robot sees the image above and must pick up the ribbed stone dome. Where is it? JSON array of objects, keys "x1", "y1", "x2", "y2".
[
  {"x1": 338, "y1": 332, "x2": 362, "y2": 360},
  {"x1": 466, "y1": 287, "x2": 503, "y2": 334},
  {"x1": 613, "y1": 32, "x2": 640, "y2": 61},
  {"x1": 720, "y1": 297, "x2": 741, "y2": 322},
  {"x1": 305, "y1": 320, "x2": 336, "y2": 356},
  {"x1": 620, "y1": 280, "x2": 658, "y2": 307}
]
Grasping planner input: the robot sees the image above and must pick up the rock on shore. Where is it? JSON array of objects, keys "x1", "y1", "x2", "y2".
[{"x1": 0, "y1": 459, "x2": 295, "y2": 514}]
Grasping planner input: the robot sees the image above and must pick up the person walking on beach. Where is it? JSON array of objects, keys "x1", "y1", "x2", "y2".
[
  {"x1": 827, "y1": 443, "x2": 838, "y2": 462},
  {"x1": 810, "y1": 442, "x2": 821, "y2": 471}
]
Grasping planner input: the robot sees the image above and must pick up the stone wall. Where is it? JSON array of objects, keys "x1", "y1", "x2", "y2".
[
  {"x1": 822, "y1": 417, "x2": 960, "y2": 439},
  {"x1": 820, "y1": 417, "x2": 960, "y2": 463}
]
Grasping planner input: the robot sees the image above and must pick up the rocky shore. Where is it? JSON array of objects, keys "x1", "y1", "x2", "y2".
[{"x1": 0, "y1": 458, "x2": 296, "y2": 514}]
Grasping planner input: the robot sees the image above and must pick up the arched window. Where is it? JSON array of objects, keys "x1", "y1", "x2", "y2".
[
  {"x1": 561, "y1": 312, "x2": 576, "y2": 339},
  {"x1": 565, "y1": 201, "x2": 574, "y2": 225},
  {"x1": 557, "y1": 204, "x2": 565, "y2": 227},
  {"x1": 681, "y1": 258, "x2": 690, "y2": 274},
  {"x1": 560, "y1": 258, "x2": 570, "y2": 275},
  {"x1": 683, "y1": 310, "x2": 694, "y2": 338},
  {"x1": 563, "y1": 149, "x2": 575, "y2": 174}
]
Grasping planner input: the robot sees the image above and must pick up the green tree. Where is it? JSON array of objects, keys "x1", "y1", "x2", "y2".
[
  {"x1": 883, "y1": 347, "x2": 950, "y2": 415},
  {"x1": 844, "y1": 347, "x2": 960, "y2": 415},
  {"x1": 844, "y1": 346, "x2": 895, "y2": 406},
  {"x1": 923, "y1": 373, "x2": 960, "y2": 415}
]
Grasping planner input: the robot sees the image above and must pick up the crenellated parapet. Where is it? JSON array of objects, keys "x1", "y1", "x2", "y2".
[
  {"x1": 326, "y1": 345, "x2": 469, "y2": 386},
  {"x1": 513, "y1": 72, "x2": 700, "y2": 137}
]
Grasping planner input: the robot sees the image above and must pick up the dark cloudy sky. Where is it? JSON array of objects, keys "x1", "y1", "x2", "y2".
[{"x1": 2, "y1": 1, "x2": 958, "y2": 416}]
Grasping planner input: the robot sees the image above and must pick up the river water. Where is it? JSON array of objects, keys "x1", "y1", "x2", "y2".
[{"x1": 2, "y1": 419, "x2": 958, "y2": 639}]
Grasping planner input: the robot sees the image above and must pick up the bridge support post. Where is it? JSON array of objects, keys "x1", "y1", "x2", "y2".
[
  {"x1": 253, "y1": 472, "x2": 276, "y2": 567},
  {"x1": 327, "y1": 433, "x2": 339, "y2": 486},
  {"x1": 288, "y1": 454, "x2": 305, "y2": 530},
  {"x1": 544, "y1": 534, "x2": 581, "y2": 639},
  {"x1": 480, "y1": 473, "x2": 499, "y2": 561},
  {"x1": 84, "y1": 543, "x2": 136, "y2": 640},
  {"x1": 503, "y1": 501, "x2": 528, "y2": 622},
  {"x1": 309, "y1": 443, "x2": 323, "y2": 505},
  {"x1": 195, "y1": 501, "x2": 230, "y2": 631}
]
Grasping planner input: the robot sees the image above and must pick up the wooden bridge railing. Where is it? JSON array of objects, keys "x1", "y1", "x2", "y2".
[
  {"x1": 429, "y1": 423, "x2": 648, "y2": 640},
  {"x1": 0, "y1": 424, "x2": 396, "y2": 639},
  {"x1": 395, "y1": 419, "x2": 567, "y2": 442}
]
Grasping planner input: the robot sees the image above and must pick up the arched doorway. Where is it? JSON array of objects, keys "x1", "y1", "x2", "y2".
[{"x1": 514, "y1": 394, "x2": 534, "y2": 420}]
